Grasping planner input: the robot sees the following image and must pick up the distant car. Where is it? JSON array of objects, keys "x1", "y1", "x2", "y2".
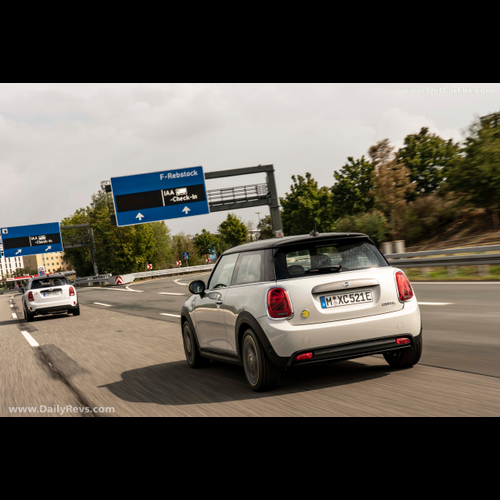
[
  {"x1": 181, "y1": 232, "x2": 422, "y2": 392},
  {"x1": 20, "y1": 273, "x2": 80, "y2": 322}
]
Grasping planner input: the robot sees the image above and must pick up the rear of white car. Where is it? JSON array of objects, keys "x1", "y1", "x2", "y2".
[
  {"x1": 23, "y1": 274, "x2": 80, "y2": 321},
  {"x1": 260, "y1": 236, "x2": 421, "y2": 369}
]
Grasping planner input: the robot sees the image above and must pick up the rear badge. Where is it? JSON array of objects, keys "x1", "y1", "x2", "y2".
[
  {"x1": 343, "y1": 282, "x2": 350, "y2": 288},
  {"x1": 382, "y1": 301, "x2": 396, "y2": 306},
  {"x1": 301, "y1": 310, "x2": 310, "y2": 319}
]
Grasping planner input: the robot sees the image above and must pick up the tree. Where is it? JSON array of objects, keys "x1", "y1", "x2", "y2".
[
  {"x1": 217, "y1": 213, "x2": 248, "y2": 251},
  {"x1": 397, "y1": 127, "x2": 460, "y2": 199},
  {"x1": 257, "y1": 214, "x2": 273, "y2": 240},
  {"x1": 280, "y1": 173, "x2": 334, "y2": 235},
  {"x1": 446, "y1": 112, "x2": 500, "y2": 230},
  {"x1": 193, "y1": 229, "x2": 219, "y2": 256},
  {"x1": 335, "y1": 211, "x2": 390, "y2": 248},
  {"x1": 62, "y1": 190, "x2": 169, "y2": 275},
  {"x1": 369, "y1": 139, "x2": 414, "y2": 240},
  {"x1": 330, "y1": 156, "x2": 375, "y2": 219}
]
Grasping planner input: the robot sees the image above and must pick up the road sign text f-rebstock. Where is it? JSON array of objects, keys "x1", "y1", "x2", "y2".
[{"x1": 109, "y1": 166, "x2": 210, "y2": 227}]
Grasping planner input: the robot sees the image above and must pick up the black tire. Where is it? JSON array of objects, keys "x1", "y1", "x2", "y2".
[
  {"x1": 25, "y1": 306, "x2": 35, "y2": 322},
  {"x1": 182, "y1": 321, "x2": 210, "y2": 368},
  {"x1": 384, "y1": 333, "x2": 423, "y2": 369},
  {"x1": 72, "y1": 305, "x2": 80, "y2": 316},
  {"x1": 241, "y1": 328, "x2": 280, "y2": 392}
]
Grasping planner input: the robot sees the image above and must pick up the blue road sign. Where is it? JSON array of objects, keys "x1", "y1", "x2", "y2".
[
  {"x1": 182, "y1": 252, "x2": 190, "y2": 260},
  {"x1": 110, "y1": 166, "x2": 210, "y2": 227},
  {"x1": 0, "y1": 222, "x2": 63, "y2": 258}
]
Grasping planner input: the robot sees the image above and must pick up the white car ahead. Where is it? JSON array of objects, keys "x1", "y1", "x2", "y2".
[
  {"x1": 20, "y1": 273, "x2": 80, "y2": 322},
  {"x1": 182, "y1": 232, "x2": 422, "y2": 392}
]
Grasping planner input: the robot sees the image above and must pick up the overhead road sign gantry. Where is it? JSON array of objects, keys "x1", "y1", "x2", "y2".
[
  {"x1": 1, "y1": 222, "x2": 63, "y2": 258},
  {"x1": 110, "y1": 166, "x2": 210, "y2": 227}
]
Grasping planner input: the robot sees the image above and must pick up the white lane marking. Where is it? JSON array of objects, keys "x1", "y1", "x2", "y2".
[
  {"x1": 21, "y1": 331, "x2": 39, "y2": 347},
  {"x1": 158, "y1": 292, "x2": 186, "y2": 296},
  {"x1": 12, "y1": 313, "x2": 17, "y2": 319},
  {"x1": 160, "y1": 313, "x2": 181, "y2": 318},
  {"x1": 10, "y1": 304, "x2": 13, "y2": 308},
  {"x1": 93, "y1": 302, "x2": 112, "y2": 307},
  {"x1": 418, "y1": 302, "x2": 454, "y2": 305},
  {"x1": 174, "y1": 279, "x2": 189, "y2": 286},
  {"x1": 125, "y1": 286, "x2": 144, "y2": 292}
]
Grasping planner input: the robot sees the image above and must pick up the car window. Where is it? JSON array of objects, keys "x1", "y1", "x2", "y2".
[
  {"x1": 32, "y1": 278, "x2": 68, "y2": 289},
  {"x1": 208, "y1": 254, "x2": 239, "y2": 289},
  {"x1": 275, "y1": 238, "x2": 387, "y2": 280},
  {"x1": 234, "y1": 252, "x2": 262, "y2": 285}
]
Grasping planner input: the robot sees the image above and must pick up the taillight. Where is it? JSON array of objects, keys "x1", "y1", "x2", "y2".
[
  {"x1": 28, "y1": 291, "x2": 34, "y2": 302},
  {"x1": 267, "y1": 287, "x2": 293, "y2": 319},
  {"x1": 69, "y1": 287, "x2": 75, "y2": 296},
  {"x1": 296, "y1": 352, "x2": 313, "y2": 361},
  {"x1": 395, "y1": 271, "x2": 413, "y2": 301}
]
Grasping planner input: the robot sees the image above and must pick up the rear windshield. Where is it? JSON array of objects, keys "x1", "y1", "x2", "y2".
[
  {"x1": 31, "y1": 277, "x2": 68, "y2": 289},
  {"x1": 274, "y1": 238, "x2": 387, "y2": 280}
]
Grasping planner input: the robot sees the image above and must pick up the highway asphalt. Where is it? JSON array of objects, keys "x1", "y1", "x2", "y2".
[{"x1": 1, "y1": 277, "x2": 499, "y2": 416}]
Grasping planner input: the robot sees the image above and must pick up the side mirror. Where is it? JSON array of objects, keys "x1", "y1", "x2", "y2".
[{"x1": 188, "y1": 280, "x2": 206, "y2": 295}]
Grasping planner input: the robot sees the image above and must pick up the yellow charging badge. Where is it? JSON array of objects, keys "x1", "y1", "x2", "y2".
[{"x1": 301, "y1": 310, "x2": 310, "y2": 319}]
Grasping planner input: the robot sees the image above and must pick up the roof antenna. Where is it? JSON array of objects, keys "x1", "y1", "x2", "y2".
[{"x1": 309, "y1": 223, "x2": 319, "y2": 237}]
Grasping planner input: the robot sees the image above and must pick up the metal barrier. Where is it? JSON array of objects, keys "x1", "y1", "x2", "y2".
[
  {"x1": 74, "y1": 265, "x2": 215, "y2": 286},
  {"x1": 386, "y1": 244, "x2": 500, "y2": 268}
]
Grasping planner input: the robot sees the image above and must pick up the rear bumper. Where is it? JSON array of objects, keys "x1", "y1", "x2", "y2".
[
  {"x1": 258, "y1": 298, "x2": 421, "y2": 359},
  {"x1": 29, "y1": 301, "x2": 78, "y2": 315},
  {"x1": 291, "y1": 334, "x2": 418, "y2": 367}
]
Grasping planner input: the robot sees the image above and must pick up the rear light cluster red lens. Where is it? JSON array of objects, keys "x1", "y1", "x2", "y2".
[
  {"x1": 396, "y1": 338, "x2": 410, "y2": 345},
  {"x1": 28, "y1": 291, "x2": 34, "y2": 302},
  {"x1": 296, "y1": 352, "x2": 313, "y2": 361},
  {"x1": 267, "y1": 287, "x2": 293, "y2": 318},
  {"x1": 69, "y1": 287, "x2": 75, "y2": 297},
  {"x1": 395, "y1": 271, "x2": 413, "y2": 301}
]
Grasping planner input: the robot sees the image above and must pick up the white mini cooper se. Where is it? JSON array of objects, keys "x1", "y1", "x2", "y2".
[{"x1": 181, "y1": 232, "x2": 422, "y2": 392}]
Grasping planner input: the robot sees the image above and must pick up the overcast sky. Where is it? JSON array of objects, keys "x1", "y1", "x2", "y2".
[{"x1": 1, "y1": 83, "x2": 499, "y2": 236}]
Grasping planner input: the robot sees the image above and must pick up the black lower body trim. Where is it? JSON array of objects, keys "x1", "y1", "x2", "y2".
[
  {"x1": 291, "y1": 334, "x2": 416, "y2": 367},
  {"x1": 199, "y1": 348, "x2": 242, "y2": 366}
]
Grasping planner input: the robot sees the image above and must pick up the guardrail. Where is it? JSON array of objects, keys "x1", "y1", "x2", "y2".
[
  {"x1": 131, "y1": 264, "x2": 215, "y2": 280},
  {"x1": 385, "y1": 244, "x2": 500, "y2": 269},
  {"x1": 74, "y1": 274, "x2": 112, "y2": 286},
  {"x1": 74, "y1": 265, "x2": 215, "y2": 287}
]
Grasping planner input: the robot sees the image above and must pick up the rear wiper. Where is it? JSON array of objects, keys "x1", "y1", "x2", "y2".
[{"x1": 307, "y1": 265, "x2": 342, "y2": 274}]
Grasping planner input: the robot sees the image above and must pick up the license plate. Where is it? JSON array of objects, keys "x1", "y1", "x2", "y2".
[
  {"x1": 43, "y1": 292, "x2": 59, "y2": 297},
  {"x1": 320, "y1": 290, "x2": 373, "y2": 308}
]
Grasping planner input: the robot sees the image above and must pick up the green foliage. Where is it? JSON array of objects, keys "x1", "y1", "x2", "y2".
[
  {"x1": 331, "y1": 156, "x2": 375, "y2": 218},
  {"x1": 257, "y1": 214, "x2": 273, "y2": 240},
  {"x1": 193, "y1": 229, "x2": 219, "y2": 256},
  {"x1": 446, "y1": 112, "x2": 500, "y2": 219},
  {"x1": 335, "y1": 210, "x2": 390, "y2": 247},
  {"x1": 402, "y1": 193, "x2": 462, "y2": 245},
  {"x1": 217, "y1": 213, "x2": 248, "y2": 251},
  {"x1": 280, "y1": 173, "x2": 334, "y2": 235},
  {"x1": 398, "y1": 127, "x2": 460, "y2": 199},
  {"x1": 62, "y1": 190, "x2": 173, "y2": 275}
]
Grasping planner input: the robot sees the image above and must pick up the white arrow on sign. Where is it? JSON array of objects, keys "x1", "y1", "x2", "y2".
[
  {"x1": 45, "y1": 246, "x2": 51, "y2": 252},
  {"x1": 15, "y1": 249, "x2": 22, "y2": 255},
  {"x1": 182, "y1": 206, "x2": 191, "y2": 215},
  {"x1": 136, "y1": 213, "x2": 145, "y2": 221}
]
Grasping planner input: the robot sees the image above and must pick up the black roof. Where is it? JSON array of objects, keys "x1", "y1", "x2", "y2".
[
  {"x1": 223, "y1": 232, "x2": 369, "y2": 255},
  {"x1": 30, "y1": 273, "x2": 67, "y2": 281}
]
